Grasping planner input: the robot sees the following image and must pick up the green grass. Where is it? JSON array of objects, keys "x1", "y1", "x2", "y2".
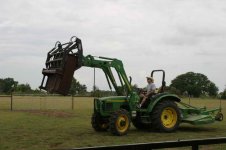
[{"x1": 0, "y1": 97, "x2": 226, "y2": 150}]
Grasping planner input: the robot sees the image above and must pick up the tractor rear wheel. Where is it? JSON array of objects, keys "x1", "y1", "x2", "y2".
[
  {"x1": 91, "y1": 113, "x2": 108, "y2": 131},
  {"x1": 151, "y1": 100, "x2": 180, "y2": 132},
  {"x1": 109, "y1": 109, "x2": 130, "y2": 136}
]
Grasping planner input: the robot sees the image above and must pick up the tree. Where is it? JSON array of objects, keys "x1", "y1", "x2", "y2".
[
  {"x1": 69, "y1": 77, "x2": 87, "y2": 95},
  {"x1": 16, "y1": 83, "x2": 32, "y2": 93},
  {"x1": 91, "y1": 85, "x2": 116, "y2": 97},
  {"x1": 208, "y1": 82, "x2": 219, "y2": 97},
  {"x1": 0, "y1": 79, "x2": 3, "y2": 93},
  {"x1": 220, "y1": 88, "x2": 226, "y2": 99},
  {"x1": 0, "y1": 77, "x2": 39, "y2": 94},
  {"x1": 0, "y1": 78, "x2": 18, "y2": 94},
  {"x1": 167, "y1": 86, "x2": 181, "y2": 96},
  {"x1": 170, "y1": 72, "x2": 218, "y2": 97},
  {"x1": 91, "y1": 85, "x2": 101, "y2": 97}
]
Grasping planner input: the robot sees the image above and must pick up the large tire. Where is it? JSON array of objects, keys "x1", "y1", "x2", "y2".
[
  {"x1": 109, "y1": 109, "x2": 130, "y2": 136},
  {"x1": 91, "y1": 113, "x2": 108, "y2": 132},
  {"x1": 151, "y1": 100, "x2": 180, "y2": 132}
]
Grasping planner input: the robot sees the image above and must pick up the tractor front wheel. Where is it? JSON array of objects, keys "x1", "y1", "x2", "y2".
[
  {"x1": 151, "y1": 100, "x2": 180, "y2": 132},
  {"x1": 109, "y1": 109, "x2": 130, "y2": 136}
]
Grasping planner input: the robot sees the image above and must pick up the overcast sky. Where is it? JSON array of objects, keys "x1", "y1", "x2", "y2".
[{"x1": 1, "y1": 0, "x2": 226, "y2": 92}]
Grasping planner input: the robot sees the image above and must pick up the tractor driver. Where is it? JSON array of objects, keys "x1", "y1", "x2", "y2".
[{"x1": 138, "y1": 76, "x2": 156, "y2": 108}]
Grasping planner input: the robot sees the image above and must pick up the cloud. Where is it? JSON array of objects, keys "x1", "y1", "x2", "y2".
[{"x1": 0, "y1": 0, "x2": 226, "y2": 91}]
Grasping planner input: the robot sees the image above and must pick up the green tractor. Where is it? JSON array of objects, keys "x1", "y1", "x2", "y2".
[{"x1": 40, "y1": 36, "x2": 223, "y2": 136}]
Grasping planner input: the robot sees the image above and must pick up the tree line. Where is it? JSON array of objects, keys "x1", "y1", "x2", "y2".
[
  {"x1": 0, "y1": 78, "x2": 40, "y2": 94},
  {"x1": 0, "y1": 72, "x2": 226, "y2": 99},
  {"x1": 169, "y1": 72, "x2": 219, "y2": 97},
  {"x1": 0, "y1": 77, "x2": 88, "y2": 95}
]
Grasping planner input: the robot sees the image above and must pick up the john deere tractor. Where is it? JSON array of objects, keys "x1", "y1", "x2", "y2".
[{"x1": 40, "y1": 36, "x2": 223, "y2": 136}]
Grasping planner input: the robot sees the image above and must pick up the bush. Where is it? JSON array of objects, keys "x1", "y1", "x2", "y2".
[{"x1": 220, "y1": 90, "x2": 226, "y2": 99}]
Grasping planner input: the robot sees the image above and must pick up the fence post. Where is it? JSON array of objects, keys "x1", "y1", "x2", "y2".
[
  {"x1": 72, "y1": 95, "x2": 74, "y2": 110},
  {"x1": 10, "y1": 92, "x2": 13, "y2": 111}
]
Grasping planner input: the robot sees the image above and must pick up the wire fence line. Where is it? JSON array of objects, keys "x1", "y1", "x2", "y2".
[{"x1": 0, "y1": 94, "x2": 93, "y2": 111}]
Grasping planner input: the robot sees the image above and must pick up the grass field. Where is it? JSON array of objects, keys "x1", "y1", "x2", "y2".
[{"x1": 0, "y1": 96, "x2": 226, "y2": 150}]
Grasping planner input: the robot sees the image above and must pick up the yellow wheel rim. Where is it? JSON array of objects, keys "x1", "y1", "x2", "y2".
[
  {"x1": 116, "y1": 114, "x2": 129, "y2": 133},
  {"x1": 161, "y1": 107, "x2": 178, "y2": 128}
]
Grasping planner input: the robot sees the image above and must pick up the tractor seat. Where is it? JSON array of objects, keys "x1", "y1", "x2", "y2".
[
  {"x1": 156, "y1": 86, "x2": 165, "y2": 94},
  {"x1": 141, "y1": 87, "x2": 164, "y2": 108}
]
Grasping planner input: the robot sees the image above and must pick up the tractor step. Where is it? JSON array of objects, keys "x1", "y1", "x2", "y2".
[
  {"x1": 140, "y1": 115, "x2": 151, "y2": 123},
  {"x1": 137, "y1": 109, "x2": 148, "y2": 112},
  {"x1": 140, "y1": 115, "x2": 150, "y2": 118},
  {"x1": 182, "y1": 114, "x2": 215, "y2": 125}
]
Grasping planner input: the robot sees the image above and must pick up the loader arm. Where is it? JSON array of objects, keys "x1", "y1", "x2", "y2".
[
  {"x1": 83, "y1": 55, "x2": 132, "y2": 95},
  {"x1": 40, "y1": 36, "x2": 132, "y2": 96}
]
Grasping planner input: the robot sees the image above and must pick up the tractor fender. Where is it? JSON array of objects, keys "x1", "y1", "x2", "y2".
[{"x1": 147, "y1": 93, "x2": 181, "y2": 113}]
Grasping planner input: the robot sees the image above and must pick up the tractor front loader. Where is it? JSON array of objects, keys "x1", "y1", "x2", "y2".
[{"x1": 40, "y1": 36, "x2": 223, "y2": 136}]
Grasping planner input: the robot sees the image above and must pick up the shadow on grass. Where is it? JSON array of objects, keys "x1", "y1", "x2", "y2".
[
  {"x1": 128, "y1": 125, "x2": 218, "y2": 135},
  {"x1": 69, "y1": 124, "x2": 220, "y2": 139},
  {"x1": 178, "y1": 125, "x2": 218, "y2": 132}
]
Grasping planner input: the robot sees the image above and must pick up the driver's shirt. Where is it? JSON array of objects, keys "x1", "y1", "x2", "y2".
[{"x1": 147, "y1": 83, "x2": 156, "y2": 93}]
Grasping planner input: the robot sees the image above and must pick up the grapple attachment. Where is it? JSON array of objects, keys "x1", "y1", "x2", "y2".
[{"x1": 40, "y1": 36, "x2": 83, "y2": 95}]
